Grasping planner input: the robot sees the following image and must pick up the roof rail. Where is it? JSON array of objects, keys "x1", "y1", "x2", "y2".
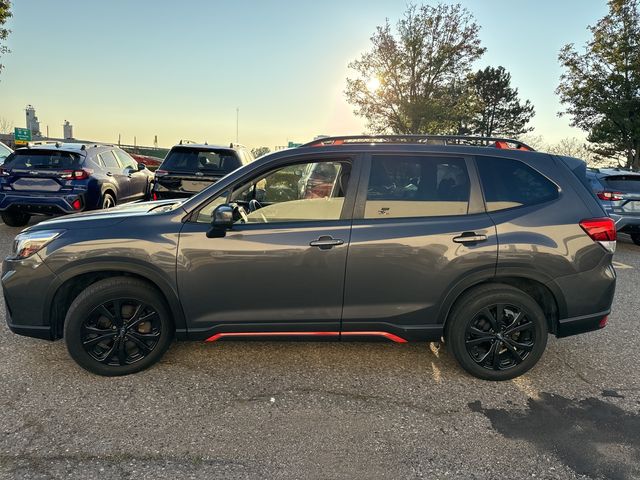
[
  {"x1": 26, "y1": 141, "x2": 62, "y2": 148},
  {"x1": 178, "y1": 139, "x2": 197, "y2": 145},
  {"x1": 300, "y1": 135, "x2": 535, "y2": 151}
]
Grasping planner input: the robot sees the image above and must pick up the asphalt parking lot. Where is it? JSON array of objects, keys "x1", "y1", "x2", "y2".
[{"x1": 0, "y1": 220, "x2": 638, "y2": 480}]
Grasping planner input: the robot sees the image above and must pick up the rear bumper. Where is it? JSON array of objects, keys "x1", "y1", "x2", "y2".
[
  {"x1": 556, "y1": 310, "x2": 609, "y2": 338},
  {"x1": 153, "y1": 190, "x2": 194, "y2": 200},
  {"x1": 610, "y1": 213, "x2": 640, "y2": 233},
  {"x1": 0, "y1": 191, "x2": 85, "y2": 215}
]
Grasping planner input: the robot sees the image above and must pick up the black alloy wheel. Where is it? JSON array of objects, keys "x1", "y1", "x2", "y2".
[
  {"x1": 446, "y1": 284, "x2": 548, "y2": 381},
  {"x1": 464, "y1": 304, "x2": 536, "y2": 371},
  {"x1": 81, "y1": 299, "x2": 161, "y2": 366},
  {"x1": 65, "y1": 277, "x2": 173, "y2": 376}
]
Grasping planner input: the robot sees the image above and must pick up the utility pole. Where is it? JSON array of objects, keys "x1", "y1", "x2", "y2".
[
  {"x1": 236, "y1": 107, "x2": 239, "y2": 143},
  {"x1": 118, "y1": 134, "x2": 121, "y2": 146}
]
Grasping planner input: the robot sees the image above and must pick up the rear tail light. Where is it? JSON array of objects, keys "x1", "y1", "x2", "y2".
[
  {"x1": 155, "y1": 169, "x2": 168, "y2": 177},
  {"x1": 61, "y1": 169, "x2": 93, "y2": 180},
  {"x1": 599, "y1": 316, "x2": 608, "y2": 328},
  {"x1": 579, "y1": 217, "x2": 616, "y2": 252},
  {"x1": 152, "y1": 192, "x2": 158, "y2": 201},
  {"x1": 596, "y1": 191, "x2": 623, "y2": 201}
]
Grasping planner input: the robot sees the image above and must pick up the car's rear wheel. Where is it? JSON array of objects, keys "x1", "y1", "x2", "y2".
[
  {"x1": 1, "y1": 211, "x2": 31, "y2": 227},
  {"x1": 446, "y1": 284, "x2": 548, "y2": 381},
  {"x1": 102, "y1": 193, "x2": 116, "y2": 209},
  {"x1": 630, "y1": 233, "x2": 640, "y2": 246},
  {"x1": 64, "y1": 277, "x2": 174, "y2": 376}
]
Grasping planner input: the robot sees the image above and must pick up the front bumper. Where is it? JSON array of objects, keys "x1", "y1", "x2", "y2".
[
  {"x1": 0, "y1": 191, "x2": 85, "y2": 215},
  {"x1": 2, "y1": 254, "x2": 58, "y2": 340}
]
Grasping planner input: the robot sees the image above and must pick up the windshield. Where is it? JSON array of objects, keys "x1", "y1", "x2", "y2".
[
  {"x1": 4, "y1": 150, "x2": 82, "y2": 170},
  {"x1": 161, "y1": 147, "x2": 241, "y2": 174},
  {"x1": 602, "y1": 176, "x2": 640, "y2": 192}
]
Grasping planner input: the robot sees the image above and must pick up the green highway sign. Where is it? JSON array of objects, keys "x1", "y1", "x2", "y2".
[
  {"x1": 14, "y1": 127, "x2": 32, "y2": 145},
  {"x1": 288, "y1": 141, "x2": 302, "y2": 148}
]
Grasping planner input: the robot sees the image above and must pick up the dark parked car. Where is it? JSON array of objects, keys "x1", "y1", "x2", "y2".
[
  {"x1": 2, "y1": 135, "x2": 616, "y2": 380},
  {"x1": 0, "y1": 143, "x2": 154, "y2": 226},
  {"x1": 586, "y1": 167, "x2": 640, "y2": 245},
  {"x1": 152, "y1": 142, "x2": 253, "y2": 200}
]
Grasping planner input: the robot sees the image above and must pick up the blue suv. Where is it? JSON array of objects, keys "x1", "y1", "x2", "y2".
[
  {"x1": 586, "y1": 168, "x2": 640, "y2": 245},
  {"x1": 0, "y1": 143, "x2": 154, "y2": 226}
]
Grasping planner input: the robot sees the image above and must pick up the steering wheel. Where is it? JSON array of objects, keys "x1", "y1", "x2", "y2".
[
  {"x1": 248, "y1": 199, "x2": 263, "y2": 212},
  {"x1": 229, "y1": 203, "x2": 249, "y2": 224}
]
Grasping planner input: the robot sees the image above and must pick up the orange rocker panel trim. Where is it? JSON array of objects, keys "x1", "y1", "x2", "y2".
[{"x1": 205, "y1": 331, "x2": 408, "y2": 343}]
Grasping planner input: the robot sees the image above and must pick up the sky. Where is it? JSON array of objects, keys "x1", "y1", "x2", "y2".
[{"x1": 0, "y1": 0, "x2": 609, "y2": 149}]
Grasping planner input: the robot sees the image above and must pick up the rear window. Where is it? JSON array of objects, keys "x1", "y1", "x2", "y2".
[
  {"x1": 602, "y1": 176, "x2": 640, "y2": 191},
  {"x1": 4, "y1": 150, "x2": 81, "y2": 170},
  {"x1": 161, "y1": 148, "x2": 241, "y2": 174},
  {"x1": 477, "y1": 156, "x2": 559, "y2": 212}
]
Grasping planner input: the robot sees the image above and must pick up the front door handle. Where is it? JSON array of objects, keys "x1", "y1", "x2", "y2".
[
  {"x1": 452, "y1": 232, "x2": 487, "y2": 244},
  {"x1": 310, "y1": 236, "x2": 344, "y2": 250}
]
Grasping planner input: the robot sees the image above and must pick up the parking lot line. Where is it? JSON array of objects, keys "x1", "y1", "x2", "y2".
[{"x1": 613, "y1": 261, "x2": 633, "y2": 269}]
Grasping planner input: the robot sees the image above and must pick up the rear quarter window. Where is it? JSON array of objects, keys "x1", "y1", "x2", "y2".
[{"x1": 476, "y1": 156, "x2": 559, "y2": 212}]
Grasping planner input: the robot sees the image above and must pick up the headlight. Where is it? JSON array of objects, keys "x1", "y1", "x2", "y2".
[{"x1": 12, "y1": 230, "x2": 64, "y2": 259}]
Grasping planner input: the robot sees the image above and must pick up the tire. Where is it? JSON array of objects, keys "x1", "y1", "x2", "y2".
[
  {"x1": 630, "y1": 233, "x2": 640, "y2": 246},
  {"x1": 1, "y1": 211, "x2": 31, "y2": 227},
  {"x1": 64, "y1": 277, "x2": 174, "y2": 376},
  {"x1": 445, "y1": 284, "x2": 548, "y2": 381},
  {"x1": 102, "y1": 193, "x2": 116, "y2": 209},
  {"x1": 145, "y1": 181, "x2": 154, "y2": 201}
]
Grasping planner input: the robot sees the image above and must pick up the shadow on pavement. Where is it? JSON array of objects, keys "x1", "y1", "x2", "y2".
[{"x1": 470, "y1": 392, "x2": 640, "y2": 480}]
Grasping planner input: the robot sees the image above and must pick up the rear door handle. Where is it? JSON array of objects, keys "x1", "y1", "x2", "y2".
[
  {"x1": 453, "y1": 232, "x2": 487, "y2": 243},
  {"x1": 310, "y1": 236, "x2": 344, "y2": 250}
]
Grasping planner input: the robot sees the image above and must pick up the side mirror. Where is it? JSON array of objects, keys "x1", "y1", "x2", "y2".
[
  {"x1": 138, "y1": 163, "x2": 147, "y2": 171},
  {"x1": 207, "y1": 204, "x2": 234, "y2": 238}
]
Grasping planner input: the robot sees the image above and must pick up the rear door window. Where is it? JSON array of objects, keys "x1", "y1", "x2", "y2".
[
  {"x1": 364, "y1": 155, "x2": 470, "y2": 219},
  {"x1": 114, "y1": 149, "x2": 137, "y2": 170},
  {"x1": 99, "y1": 151, "x2": 121, "y2": 170},
  {"x1": 477, "y1": 156, "x2": 559, "y2": 212},
  {"x1": 4, "y1": 150, "x2": 81, "y2": 170},
  {"x1": 161, "y1": 148, "x2": 242, "y2": 174}
]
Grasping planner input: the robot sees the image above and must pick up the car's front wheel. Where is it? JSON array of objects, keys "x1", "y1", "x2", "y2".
[
  {"x1": 630, "y1": 233, "x2": 640, "y2": 246},
  {"x1": 1, "y1": 211, "x2": 31, "y2": 227},
  {"x1": 64, "y1": 277, "x2": 174, "y2": 376},
  {"x1": 446, "y1": 284, "x2": 548, "y2": 381}
]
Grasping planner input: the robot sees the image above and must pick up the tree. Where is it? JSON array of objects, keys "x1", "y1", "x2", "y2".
[
  {"x1": 467, "y1": 66, "x2": 535, "y2": 137},
  {"x1": 546, "y1": 137, "x2": 611, "y2": 166},
  {"x1": 0, "y1": 1, "x2": 11, "y2": 77},
  {"x1": 251, "y1": 146, "x2": 271, "y2": 158},
  {"x1": 345, "y1": 3, "x2": 485, "y2": 134},
  {"x1": 557, "y1": 0, "x2": 640, "y2": 169},
  {"x1": 0, "y1": 116, "x2": 12, "y2": 134}
]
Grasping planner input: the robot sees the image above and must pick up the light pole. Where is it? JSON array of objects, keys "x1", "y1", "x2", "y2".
[{"x1": 236, "y1": 107, "x2": 239, "y2": 143}]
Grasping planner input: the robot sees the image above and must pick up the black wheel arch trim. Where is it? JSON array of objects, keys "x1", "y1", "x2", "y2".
[
  {"x1": 45, "y1": 261, "x2": 187, "y2": 339},
  {"x1": 437, "y1": 266, "x2": 566, "y2": 332}
]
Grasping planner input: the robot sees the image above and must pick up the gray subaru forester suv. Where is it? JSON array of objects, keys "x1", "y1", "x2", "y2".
[{"x1": 2, "y1": 135, "x2": 616, "y2": 380}]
